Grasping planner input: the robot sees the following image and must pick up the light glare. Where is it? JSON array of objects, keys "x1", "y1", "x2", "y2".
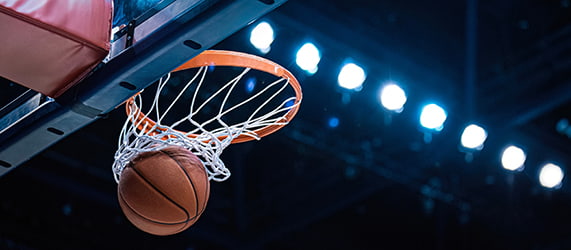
[
  {"x1": 539, "y1": 163, "x2": 564, "y2": 188},
  {"x1": 245, "y1": 78, "x2": 256, "y2": 93},
  {"x1": 337, "y1": 63, "x2": 366, "y2": 90},
  {"x1": 328, "y1": 117, "x2": 339, "y2": 128},
  {"x1": 460, "y1": 124, "x2": 487, "y2": 149},
  {"x1": 420, "y1": 104, "x2": 447, "y2": 131},
  {"x1": 380, "y1": 83, "x2": 407, "y2": 112},
  {"x1": 250, "y1": 22, "x2": 274, "y2": 53},
  {"x1": 296, "y1": 43, "x2": 321, "y2": 74},
  {"x1": 501, "y1": 145, "x2": 526, "y2": 171}
]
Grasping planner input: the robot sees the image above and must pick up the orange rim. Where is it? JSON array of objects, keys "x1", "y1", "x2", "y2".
[{"x1": 125, "y1": 50, "x2": 302, "y2": 144}]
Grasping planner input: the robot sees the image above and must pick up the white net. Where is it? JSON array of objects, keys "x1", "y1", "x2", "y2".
[{"x1": 112, "y1": 65, "x2": 300, "y2": 182}]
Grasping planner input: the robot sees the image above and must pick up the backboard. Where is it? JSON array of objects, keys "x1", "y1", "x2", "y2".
[{"x1": 0, "y1": 0, "x2": 288, "y2": 176}]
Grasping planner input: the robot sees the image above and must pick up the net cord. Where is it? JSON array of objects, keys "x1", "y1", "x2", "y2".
[{"x1": 112, "y1": 66, "x2": 298, "y2": 182}]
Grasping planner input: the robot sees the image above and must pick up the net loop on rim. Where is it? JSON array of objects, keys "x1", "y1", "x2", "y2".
[{"x1": 112, "y1": 50, "x2": 302, "y2": 182}]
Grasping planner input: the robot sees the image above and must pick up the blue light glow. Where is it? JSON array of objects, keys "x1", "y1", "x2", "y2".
[
  {"x1": 328, "y1": 117, "x2": 340, "y2": 128},
  {"x1": 245, "y1": 78, "x2": 256, "y2": 93},
  {"x1": 284, "y1": 99, "x2": 295, "y2": 108}
]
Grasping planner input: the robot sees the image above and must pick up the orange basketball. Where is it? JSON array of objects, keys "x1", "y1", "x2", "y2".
[{"x1": 117, "y1": 146, "x2": 210, "y2": 236}]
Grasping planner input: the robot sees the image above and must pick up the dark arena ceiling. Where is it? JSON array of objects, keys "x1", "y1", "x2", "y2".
[{"x1": 1, "y1": 0, "x2": 571, "y2": 249}]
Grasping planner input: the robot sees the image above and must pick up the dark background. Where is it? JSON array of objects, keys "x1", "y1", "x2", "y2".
[{"x1": 1, "y1": 0, "x2": 571, "y2": 249}]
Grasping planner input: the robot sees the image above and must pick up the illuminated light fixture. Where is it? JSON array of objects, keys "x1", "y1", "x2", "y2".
[
  {"x1": 420, "y1": 104, "x2": 447, "y2": 131},
  {"x1": 460, "y1": 124, "x2": 488, "y2": 150},
  {"x1": 296, "y1": 42, "x2": 321, "y2": 74},
  {"x1": 380, "y1": 82, "x2": 407, "y2": 112},
  {"x1": 337, "y1": 63, "x2": 366, "y2": 90},
  {"x1": 250, "y1": 21, "x2": 274, "y2": 53},
  {"x1": 539, "y1": 163, "x2": 564, "y2": 189},
  {"x1": 501, "y1": 145, "x2": 526, "y2": 171}
]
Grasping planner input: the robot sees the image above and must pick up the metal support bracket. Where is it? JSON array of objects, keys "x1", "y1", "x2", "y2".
[{"x1": 0, "y1": 0, "x2": 289, "y2": 177}]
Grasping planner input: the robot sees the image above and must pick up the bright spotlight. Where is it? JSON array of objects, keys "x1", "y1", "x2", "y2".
[
  {"x1": 539, "y1": 163, "x2": 564, "y2": 189},
  {"x1": 380, "y1": 83, "x2": 407, "y2": 112},
  {"x1": 250, "y1": 22, "x2": 274, "y2": 53},
  {"x1": 420, "y1": 104, "x2": 447, "y2": 131},
  {"x1": 460, "y1": 124, "x2": 487, "y2": 150},
  {"x1": 296, "y1": 43, "x2": 321, "y2": 74},
  {"x1": 337, "y1": 63, "x2": 366, "y2": 90},
  {"x1": 501, "y1": 145, "x2": 526, "y2": 171}
]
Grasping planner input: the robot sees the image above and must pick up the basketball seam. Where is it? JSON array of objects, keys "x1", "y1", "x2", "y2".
[
  {"x1": 158, "y1": 149, "x2": 205, "y2": 222},
  {"x1": 128, "y1": 161, "x2": 191, "y2": 224},
  {"x1": 118, "y1": 190, "x2": 196, "y2": 227},
  {"x1": 119, "y1": 147, "x2": 207, "y2": 230}
]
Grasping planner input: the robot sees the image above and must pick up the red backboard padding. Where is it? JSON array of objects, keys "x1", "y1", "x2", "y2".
[{"x1": 0, "y1": 0, "x2": 113, "y2": 97}]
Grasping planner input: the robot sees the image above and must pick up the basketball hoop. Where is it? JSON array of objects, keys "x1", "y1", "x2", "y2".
[{"x1": 112, "y1": 50, "x2": 302, "y2": 182}]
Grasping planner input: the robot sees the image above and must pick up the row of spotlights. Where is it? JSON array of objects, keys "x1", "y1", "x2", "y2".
[
  {"x1": 500, "y1": 146, "x2": 563, "y2": 188},
  {"x1": 250, "y1": 21, "x2": 564, "y2": 189},
  {"x1": 250, "y1": 22, "x2": 365, "y2": 89}
]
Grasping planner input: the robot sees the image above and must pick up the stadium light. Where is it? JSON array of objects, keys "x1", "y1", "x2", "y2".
[
  {"x1": 501, "y1": 145, "x2": 526, "y2": 171},
  {"x1": 539, "y1": 163, "x2": 564, "y2": 189},
  {"x1": 460, "y1": 124, "x2": 487, "y2": 150},
  {"x1": 337, "y1": 63, "x2": 366, "y2": 90},
  {"x1": 296, "y1": 42, "x2": 321, "y2": 74},
  {"x1": 420, "y1": 104, "x2": 447, "y2": 131},
  {"x1": 250, "y1": 21, "x2": 274, "y2": 53},
  {"x1": 380, "y1": 82, "x2": 407, "y2": 112}
]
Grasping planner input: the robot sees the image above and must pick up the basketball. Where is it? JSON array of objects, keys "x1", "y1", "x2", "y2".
[{"x1": 117, "y1": 146, "x2": 210, "y2": 236}]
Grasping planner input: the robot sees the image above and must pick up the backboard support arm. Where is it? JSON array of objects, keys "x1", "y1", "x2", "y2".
[{"x1": 0, "y1": 0, "x2": 288, "y2": 176}]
